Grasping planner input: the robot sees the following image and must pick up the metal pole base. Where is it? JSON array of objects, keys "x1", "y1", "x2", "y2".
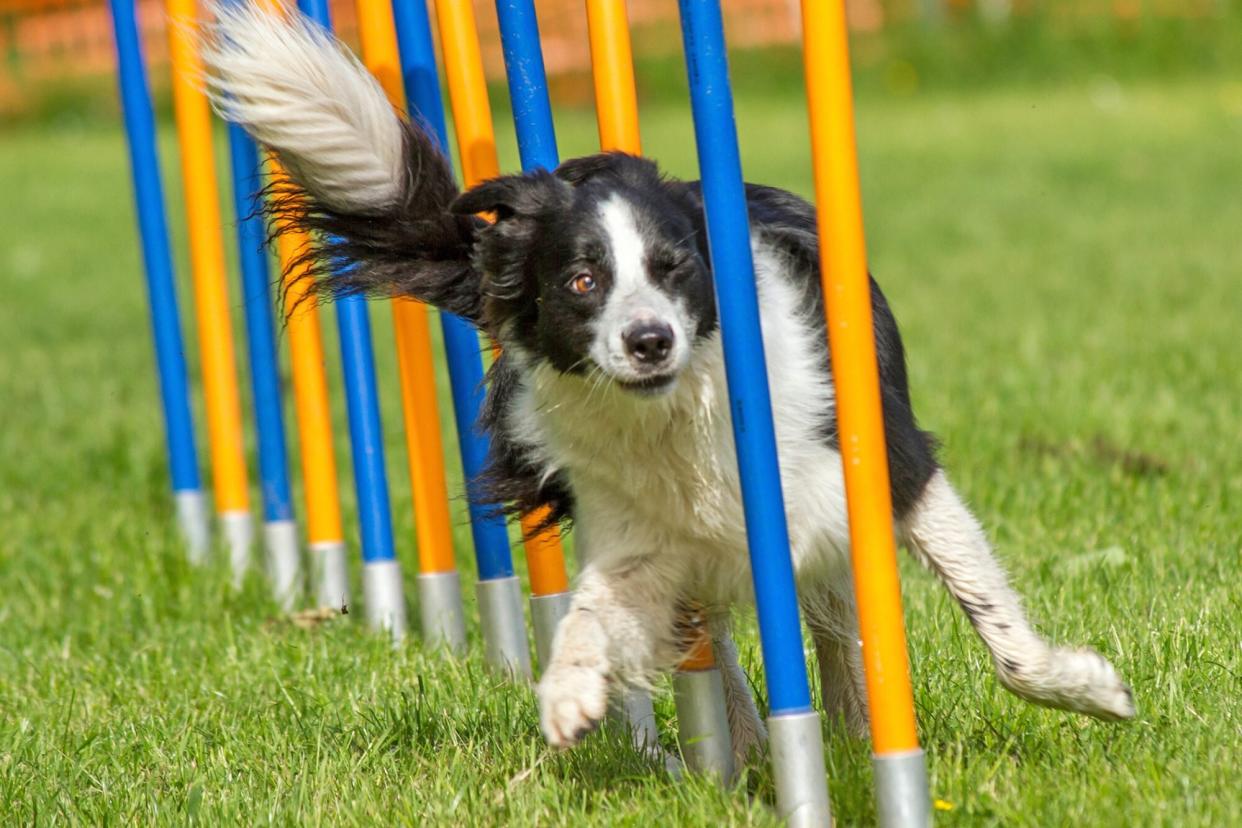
[
  {"x1": 610, "y1": 687, "x2": 683, "y2": 776},
  {"x1": 417, "y1": 571, "x2": 467, "y2": 654},
  {"x1": 529, "y1": 590, "x2": 572, "y2": 672},
  {"x1": 263, "y1": 518, "x2": 302, "y2": 611},
  {"x1": 310, "y1": 540, "x2": 350, "y2": 611},
  {"x1": 220, "y1": 510, "x2": 253, "y2": 587},
  {"x1": 616, "y1": 687, "x2": 661, "y2": 753},
  {"x1": 769, "y1": 710, "x2": 833, "y2": 827},
  {"x1": 362, "y1": 559, "x2": 408, "y2": 642},
  {"x1": 672, "y1": 667, "x2": 736, "y2": 784},
  {"x1": 874, "y1": 749, "x2": 931, "y2": 828},
  {"x1": 476, "y1": 576, "x2": 532, "y2": 680},
  {"x1": 174, "y1": 489, "x2": 211, "y2": 563}
]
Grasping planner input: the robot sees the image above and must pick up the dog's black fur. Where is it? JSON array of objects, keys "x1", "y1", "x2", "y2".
[{"x1": 269, "y1": 123, "x2": 937, "y2": 531}]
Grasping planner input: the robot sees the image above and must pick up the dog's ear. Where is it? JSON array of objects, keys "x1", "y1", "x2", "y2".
[
  {"x1": 450, "y1": 171, "x2": 571, "y2": 222},
  {"x1": 555, "y1": 152, "x2": 662, "y2": 188}
]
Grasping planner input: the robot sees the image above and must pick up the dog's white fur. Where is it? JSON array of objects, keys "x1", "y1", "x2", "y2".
[
  {"x1": 518, "y1": 229, "x2": 1133, "y2": 745},
  {"x1": 201, "y1": 1, "x2": 403, "y2": 214},
  {"x1": 201, "y1": 4, "x2": 1136, "y2": 758},
  {"x1": 589, "y1": 196, "x2": 696, "y2": 384}
]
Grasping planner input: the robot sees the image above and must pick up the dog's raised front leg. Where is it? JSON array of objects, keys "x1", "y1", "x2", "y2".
[
  {"x1": 900, "y1": 469, "x2": 1135, "y2": 720},
  {"x1": 538, "y1": 553, "x2": 683, "y2": 748}
]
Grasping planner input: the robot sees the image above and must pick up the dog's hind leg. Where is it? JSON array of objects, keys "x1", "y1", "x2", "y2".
[
  {"x1": 707, "y1": 616, "x2": 767, "y2": 765},
  {"x1": 899, "y1": 469, "x2": 1135, "y2": 720},
  {"x1": 801, "y1": 582, "x2": 870, "y2": 737}
]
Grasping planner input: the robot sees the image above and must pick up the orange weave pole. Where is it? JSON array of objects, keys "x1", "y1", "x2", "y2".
[
  {"x1": 434, "y1": 0, "x2": 570, "y2": 597},
  {"x1": 678, "y1": 613, "x2": 717, "y2": 671},
  {"x1": 521, "y1": 508, "x2": 569, "y2": 595},
  {"x1": 278, "y1": 228, "x2": 344, "y2": 546},
  {"x1": 354, "y1": 0, "x2": 458, "y2": 575},
  {"x1": 164, "y1": 0, "x2": 250, "y2": 516},
  {"x1": 586, "y1": 0, "x2": 641, "y2": 154},
  {"x1": 802, "y1": 0, "x2": 920, "y2": 755},
  {"x1": 435, "y1": 0, "x2": 500, "y2": 183}
]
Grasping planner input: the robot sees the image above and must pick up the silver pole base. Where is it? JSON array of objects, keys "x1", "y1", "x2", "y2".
[
  {"x1": 417, "y1": 571, "x2": 467, "y2": 654},
  {"x1": 219, "y1": 510, "x2": 253, "y2": 587},
  {"x1": 174, "y1": 489, "x2": 211, "y2": 563},
  {"x1": 616, "y1": 687, "x2": 661, "y2": 753},
  {"x1": 529, "y1": 590, "x2": 572, "y2": 672},
  {"x1": 362, "y1": 559, "x2": 408, "y2": 642},
  {"x1": 610, "y1": 688, "x2": 682, "y2": 776},
  {"x1": 672, "y1": 667, "x2": 736, "y2": 784},
  {"x1": 310, "y1": 540, "x2": 350, "y2": 611},
  {"x1": 476, "y1": 576, "x2": 531, "y2": 680},
  {"x1": 769, "y1": 710, "x2": 833, "y2": 827},
  {"x1": 874, "y1": 749, "x2": 931, "y2": 828},
  {"x1": 263, "y1": 519, "x2": 302, "y2": 612}
]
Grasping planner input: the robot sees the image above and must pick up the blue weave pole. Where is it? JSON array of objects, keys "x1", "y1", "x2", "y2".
[
  {"x1": 108, "y1": 0, "x2": 210, "y2": 559},
  {"x1": 299, "y1": 0, "x2": 407, "y2": 636},
  {"x1": 391, "y1": 0, "x2": 515, "y2": 583},
  {"x1": 225, "y1": 120, "x2": 302, "y2": 607},
  {"x1": 492, "y1": 0, "x2": 671, "y2": 718},
  {"x1": 335, "y1": 294, "x2": 396, "y2": 567},
  {"x1": 676, "y1": 5, "x2": 833, "y2": 819},
  {"x1": 676, "y1": 0, "x2": 811, "y2": 716},
  {"x1": 493, "y1": 0, "x2": 559, "y2": 172}
]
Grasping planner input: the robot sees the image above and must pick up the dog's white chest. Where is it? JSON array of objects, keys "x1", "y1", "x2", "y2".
[{"x1": 515, "y1": 244, "x2": 853, "y2": 595}]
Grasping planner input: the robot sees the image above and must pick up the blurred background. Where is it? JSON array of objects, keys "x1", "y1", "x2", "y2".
[{"x1": 2, "y1": 0, "x2": 1239, "y2": 123}]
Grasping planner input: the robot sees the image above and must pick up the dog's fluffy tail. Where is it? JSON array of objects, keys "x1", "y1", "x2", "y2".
[{"x1": 200, "y1": 2, "x2": 482, "y2": 321}]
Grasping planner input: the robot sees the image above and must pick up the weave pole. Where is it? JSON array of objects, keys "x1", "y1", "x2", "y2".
[
  {"x1": 278, "y1": 227, "x2": 349, "y2": 610},
  {"x1": 108, "y1": 0, "x2": 211, "y2": 559},
  {"x1": 355, "y1": 0, "x2": 487, "y2": 656},
  {"x1": 296, "y1": 0, "x2": 408, "y2": 636},
  {"x1": 483, "y1": 0, "x2": 578, "y2": 675},
  {"x1": 676, "y1": 0, "x2": 832, "y2": 823},
  {"x1": 432, "y1": 0, "x2": 570, "y2": 677},
  {"x1": 224, "y1": 83, "x2": 302, "y2": 609},
  {"x1": 582, "y1": 0, "x2": 719, "y2": 773},
  {"x1": 165, "y1": 0, "x2": 254, "y2": 579},
  {"x1": 249, "y1": 0, "x2": 348, "y2": 610},
  {"x1": 390, "y1": 0, "x2": 529, "y2": 672},
  {"x1": 585, "y1": 0, "x2": 640, "y2": 152},
  {"x1": 801, "y1": 2, "x2": 930, "y2": 824}
]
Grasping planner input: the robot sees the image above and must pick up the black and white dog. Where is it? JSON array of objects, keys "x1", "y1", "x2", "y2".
[{"x1": 203, "y1": 5, "x2": 1134, "y2": 756}]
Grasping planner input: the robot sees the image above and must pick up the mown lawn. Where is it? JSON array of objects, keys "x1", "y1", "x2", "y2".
[{"x1": 1, "y1": 73, "x2": 1239, "y2": 824}]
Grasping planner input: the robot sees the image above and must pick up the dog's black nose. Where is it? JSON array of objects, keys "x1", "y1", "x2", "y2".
[{"x1": 623, "y1": 321, "x2": 675, "y2": 364}]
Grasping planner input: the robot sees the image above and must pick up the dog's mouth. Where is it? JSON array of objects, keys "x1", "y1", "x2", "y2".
[{"x1": 616, "y1": 373, "x2": 677, "y2": 396}]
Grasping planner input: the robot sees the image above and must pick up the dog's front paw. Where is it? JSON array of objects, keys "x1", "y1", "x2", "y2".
[
  {"x1": 1000, "y1": 646, "x2": 1136, "y2": 721},
  {"x1": 538, "y1": 665, "x2": 610, "y2": 748}
]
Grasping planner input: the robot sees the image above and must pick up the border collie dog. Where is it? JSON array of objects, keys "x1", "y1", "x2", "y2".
[{"x1": 204, "y1": 5, "x2": 1134, "y2": 756}]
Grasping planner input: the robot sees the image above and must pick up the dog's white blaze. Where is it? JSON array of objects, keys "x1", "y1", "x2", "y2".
[
  {"x1": 599, "y1": 196, "x2": 647, "y2": 295},
  {"x1": 591, "y1": 196, "x2": 693, "y2": 377}
]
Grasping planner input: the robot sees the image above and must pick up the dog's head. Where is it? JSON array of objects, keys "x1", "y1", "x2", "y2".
[{"x1": 453, "y1": 153, "x2": 717, "y2": 397}]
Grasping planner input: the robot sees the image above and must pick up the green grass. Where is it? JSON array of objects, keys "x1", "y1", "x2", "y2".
[{"x1": 2, "y1": 73, "x2": 1240, "y2": 825}]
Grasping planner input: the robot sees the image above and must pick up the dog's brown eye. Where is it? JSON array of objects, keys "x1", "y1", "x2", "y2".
[{"x1": 568, "y1": 271, "x2": 596, "y2": 295}]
